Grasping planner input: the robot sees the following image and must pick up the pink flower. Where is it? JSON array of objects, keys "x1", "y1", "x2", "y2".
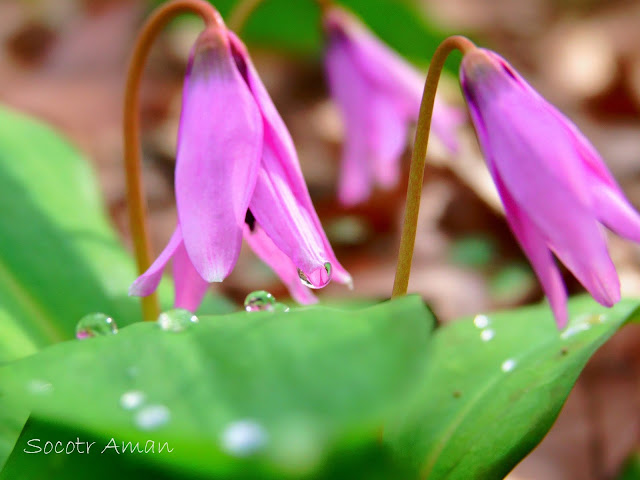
[
  {"x1": 323, "y1": 7, "x2": 462, "y2": 206},
  {"x1": 460, "y1": 48, "x2": 640, "y2": 328},
  {"x1": 130, "y1": 25, "x2": 350, "y2": 311}
]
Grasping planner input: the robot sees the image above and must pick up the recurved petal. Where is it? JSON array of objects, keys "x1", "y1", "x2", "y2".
[
  {"x1": 243, "y1": 224, "x2": 318, "y2": 305},
  {"x1": 129, "y1": 228, "x2": 182, "y2": 297},
  {"x1": 235, "y1": 33, "x2": 352, "y2": 286},
  {"x1": 593, "y1": 183, "x2": 640, "y2": 243},
  {"x1": 249, "y1": 145, "x2": 332, "y2": 288},
  {"x1": 368, "y1": 94, "x2": 408, "y2": 189},
  {"x1": 175, "y1": 28, "x2": 263, "y2": 283},
  {"x1": 172, "y1": 242, "x2": 210, "y2": 312},
  {"x1": 482, "y1": 115, "x2": 619, "y2": 306},
  {"x1": 325, "y1": 35, "x2": 375, "y2": 205},
  {"x1": 493, "y1": 175, "x2": 568, "y2": 328},
  {"x1": 324, "y1": 7, "x2": 423, "y2": 104}
]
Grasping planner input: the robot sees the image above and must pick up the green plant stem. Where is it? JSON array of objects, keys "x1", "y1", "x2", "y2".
[
  {"x1": 392, "y1": 35, "x2": 476, "y2": 298},
  {"x1": 123, "y1": 0, "x2": 222, "y2": 321}
]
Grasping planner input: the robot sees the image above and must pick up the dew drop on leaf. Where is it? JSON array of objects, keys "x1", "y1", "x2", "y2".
[
  {"x1": 27, "y1": 379, "x2": 53, "y2": 395},
  {"x1": 244, "y1": 290, "x2": 276, "y2": 312},
  {"x1": 480, "y1": 329, "x2": 495, "y2": 342},
  {"x1": 473, "y1": 314, "x2": 490, "y2": 329},
  {"x1": 501, "y1": 359, "x2": 517, "y2": 372},
  {"x1": 76, "y1": 313, "x2": 118, "y2": 339},
  {"x1": 221, "y1": 419, "x2": 267, "y2": 457},
  {"x1": 134, "y1": 405, "x2": 170, "y2": 430},
  {"x1": 120, "y1": 390, "x2": 145, "y2": 410},
  {"x1": 156, "y1": 309, "x2": 198, "y2": 332},
  {"x1": 274, "y1": 302, "x2": 290, "y2": 313}
]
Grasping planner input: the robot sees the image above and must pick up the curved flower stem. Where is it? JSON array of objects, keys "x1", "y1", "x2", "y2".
[
  {"x1": 228, "y1": 0, "x2": 333, "y2": 32},
  {"x1": 124, "y1": 0, "x2": 223, "y2": 321},
  {"x1": 392, "y1": 35, "x2": 476, "y2": 298}
]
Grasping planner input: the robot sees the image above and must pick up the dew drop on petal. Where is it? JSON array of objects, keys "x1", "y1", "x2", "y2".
[
  {"x1": 473, "y1": 314, "x2": 490, "y2": 329},
  {"x1": 76, "y1": 313, "x2": 118, "y2": 339},
  {"x1": 134, "y1": 405, "x2": 170, "y2": 430},
  {"x1": 244, "y1": 290, "x2": 276, "y2": 312},
  {"x1": 157, "y1": 309, "x2": 199, "y2": 332},
  {"x1": 297, "y1": 269, "x2": 313, "y2": 288},
  {"x1": 480, "y1": 329, "x2": 494, "y2": 342},
  {"x1": 221, "y1": 419, "x2": 268, "y2": 457},
  {"x1": 297, "y1": 263, "x2": 332, "y2": 289},
  {"x1": 501, "y1": 359, "x2": 517, "y2": 372},
  {"x1": 120, "y1": 390, "x2": 145, "y2": 410}
]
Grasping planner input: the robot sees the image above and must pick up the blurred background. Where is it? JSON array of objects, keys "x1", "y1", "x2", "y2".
[{"x1": 1, "y1": 0, "x2": 639, "y2": 478}]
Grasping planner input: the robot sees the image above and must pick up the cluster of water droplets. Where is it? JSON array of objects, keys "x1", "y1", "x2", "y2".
[
  {"x1": 473, "y1": 314, "x2": 494, "y2": 342},
  {"x1": 244, "y1": 291, "x2": 289, "y2": 313},
  {"x1": 119, "y1": 389, "x2": 171, "y2": 431},
  {"x1": 75, "y1": 313, "x2": 118, "y2": 339}
]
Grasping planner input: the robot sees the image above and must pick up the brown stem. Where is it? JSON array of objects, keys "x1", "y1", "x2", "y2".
[
  {"x1": 392, "y1": 35, "x2": 475, "y2": 298},
  {"x1": 124, "y1": 0, "x2": 222, "y2": 321}
]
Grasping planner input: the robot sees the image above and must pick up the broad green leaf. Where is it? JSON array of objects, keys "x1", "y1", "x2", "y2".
[
  {"x1": 0, "y1": 296, "x2": 433, "y2": 478},
  {"x1": 0, "y1": 106, "x2": 234, "y2": 466},
  {"x1": 0, "y1": 105, "x2": 139, "y2": 362},
  {"x1": 0, "y1": 105, "x2": 234, "y2": 364},
  {"x1": 386, "y1": 296, "x2": 640, "y2": 479}
]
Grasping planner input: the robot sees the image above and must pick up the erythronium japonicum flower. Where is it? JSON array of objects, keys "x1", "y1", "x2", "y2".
[
  {"x1": 323, "y1": 6, "x2": 462, "y2": 206},
  {"x1": 129, "y1": 21, "x2": 350, "y2": 310},
  {"x1": 460, "y1": 47, "x2": 640, "y2": 328}
]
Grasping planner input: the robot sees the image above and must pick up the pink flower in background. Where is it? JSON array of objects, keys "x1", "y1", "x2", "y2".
[
  {"x1": 130, "y1": 25, "x2": 350, "y2": 311},
  {"x1": 323, "y1": 7, "x2": 462, "y2": 206},
  {"x1": 460, "y1": 48, "x2": 640, "y2": 328}
]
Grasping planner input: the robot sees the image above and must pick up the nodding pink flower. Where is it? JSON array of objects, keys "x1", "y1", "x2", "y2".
[
  {"x1": 461, "y1": 48, "x2": 640, "y2": 328},
  {"x1": 129, "y1": 25, "x2": 350, "y2": 311},
  {"x1": 323, "y1": 7, "x2": 462, "y2": 206}
]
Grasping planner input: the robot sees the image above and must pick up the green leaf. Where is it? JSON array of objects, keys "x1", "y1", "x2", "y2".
[
  {"x1": 0, "y1": 105, "x2": 235, "y2": 364},
  {"x1": 617, "y1": 451, "x2": 640, "y2": 480},
  {"x1": 385, "y1": 296, "x2": 640, "y2": 479},
  {"x1": 0, "y1": 105, "x2": 234, "y2": 466},
  {"x1": 0, "y1": 105, "x2": 139, "y2": 363},
  {"x1": 0, "y1": 296, "x2": 433, "y2": 478}
]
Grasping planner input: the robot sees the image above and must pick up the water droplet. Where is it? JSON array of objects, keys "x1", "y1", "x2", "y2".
[
  {"x1": 157, "y1": 309, "x2": 198, "y2": 332},
  {"x1": 297, "y1": 263, "x2": 332, "y2": 289},
  {"x1": 269, "y1": 418, "x2": 321, "y2": 474},
  {"x1": 480, "y1": 329, "x2": 494, "y2": 342},
  {"x1": 501, "y1": 359, "x2": 516, "y2": 372},
  {"x1": 473, "y1": 314, "x2": 490, "y2": 329},
  {"x1": 134, "y1": 405, "x2": 170, "y2": 430},
  {"x1": 221, "y1": 419, "x2": 267, "y2": 457},
  {"x1": 76, "y1": 313, "x2": 118, "y2": 339},
  {"x1": 27, "y1": 379, "x2": 53, "y2": 395},
  {"x1": 274, "y1": 302, "x2": 290, "y2": 313},
  {"x1": 560, "y1": 314, "x2": 604, "y2": 339},
  {"x1": 297, "y1": 270, "x2": 313, "y2": 288},
  {"x1": 120, "y1": 390, "x2": 145, "y2": 410},
  {"x1": 244, "y1": 290, "x2": 276, "y2": 312}
]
